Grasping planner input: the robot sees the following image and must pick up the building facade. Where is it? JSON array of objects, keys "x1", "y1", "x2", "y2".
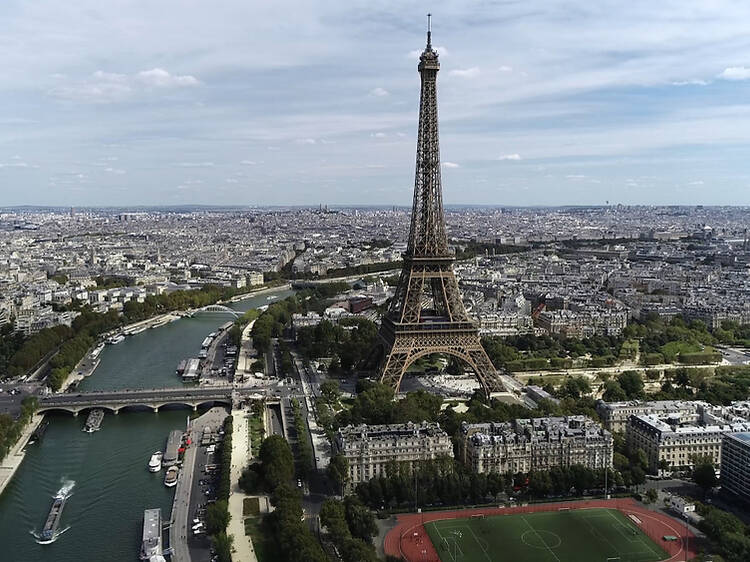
[
  {"x1": 596, "y1": 400, "x2": 704, "y2": 433},
  {"x1": 458, "y1": 416, "x2": 613, "y2": 475},
  {"x1": 721, "y1": 432, "x2": 750, "y2": 504},
  {"x1": 332, "y1": 422, "x2": 453, "y2": 489},
  {"x1": 627, "y1": 413, "x2": 750, "y2": 474}
]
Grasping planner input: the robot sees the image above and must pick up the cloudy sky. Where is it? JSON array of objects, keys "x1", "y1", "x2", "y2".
[{"x1": 3, "y1": 0, "x2": 750, "y2": 207}]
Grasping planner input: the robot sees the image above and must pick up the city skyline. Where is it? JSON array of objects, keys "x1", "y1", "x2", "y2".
[{"x1": 3, "y1": 1, "x2": 750, "y2": 206}]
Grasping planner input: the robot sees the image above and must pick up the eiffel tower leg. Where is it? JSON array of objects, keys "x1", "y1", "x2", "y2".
[
  {"x1": 380, "y1": 346, "x2": 411, "y2": 391},
  {"x1": 466, "y1": 343, "x2": 505, "y2": 394}
]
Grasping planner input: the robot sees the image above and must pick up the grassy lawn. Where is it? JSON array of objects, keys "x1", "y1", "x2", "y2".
[
  {"x1": 244, "y1": 516, "x2": 275, "y2": 562},
  {"x1": 243, "y1": 497, "x2": 260, "y2": 517},
  {"x1": 424, "y1": 508, "x2": 668, "y2": 562}
]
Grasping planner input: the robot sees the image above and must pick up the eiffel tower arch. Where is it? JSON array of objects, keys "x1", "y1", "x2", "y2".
[{"x1": 376, "y1": 19, "x2": 505, "y2": 398}]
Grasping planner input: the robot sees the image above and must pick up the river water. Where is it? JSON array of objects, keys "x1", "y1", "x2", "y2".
[{"x1": 0, "y1": 288, "x2": 293, "y2": 562}]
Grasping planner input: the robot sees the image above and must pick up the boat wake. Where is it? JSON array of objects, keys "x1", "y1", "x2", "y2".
[
  {"x1": 30, "y1": 525, "x2": 70, "y2": 544},
  {"x1": 58, "y1": 479, "x2": 75, "y2": 498},
  {"x1": 31, "y1": 480, "x2": 75, "y2": 544}
]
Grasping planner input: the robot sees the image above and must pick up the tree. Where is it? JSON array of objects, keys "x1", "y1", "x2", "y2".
[
  {"x1": 259, "y1": 434, "x2": 295, "y2": 488},
  {"x1": 557, "y1": 377, "x2": 591, "y2": 399},
  {"x1": 528, "y1": 471, "x2": 553, "y2": 497},
  {"x1": 693, "y1": 462, "x2": 718, "y2": 496},
  {"x1": 205, "y1": 500, "x2": 230, "y2": 535},
  {"x1": 211, "y1": 532, "x2": 234, "y2": 562},
  {"x1": 617, "y1": 370, "x2": 644, "y2": 399},
  {"x1": 602, "y1": 380, "x2": 627, "y2": 401},
  {"x1": 344, "y1": 496, "x2": 377, "y2": 541},
  {"x1": 239, "y1": 464, "x2": 260, "y2": 493},
  {"x1": 644, "y1": 488, "x2": 658, "y2": 504},
  {"x1": 328, "y1": 454, "x2": 349, "y2": 495},
  {"x1": 320, "y1": 379, "x2": 341, "y2": 405}
]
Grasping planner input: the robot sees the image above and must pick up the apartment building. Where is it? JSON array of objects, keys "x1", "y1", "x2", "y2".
[
  {"x1": 332, "y1": 422, "x2": 453, "y2": 489},
  {"x1": 458, "y1": 416, "x2": 613, "y2": 475},
  {"x1": 627, "y1": 413, "x2": 750, "y2": 474},
  {"x1": 596, "y1": 400, "x2": 704, "y2": 433},
  {"x1": 721, "y1": 432, "x2": 750, "y2": 504}
]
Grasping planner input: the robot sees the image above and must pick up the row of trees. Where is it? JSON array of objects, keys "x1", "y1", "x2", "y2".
[
  {"x1": 319, "y1": 496, "x2": 379, "y2": 562},
  {"x1": 355, "y1": 458, "x2": 503, "y2": 510},
  {"x1": 266, "y1": 484, "x2": 328, "y2": 561},
  {"x1": 0, "y1": 396, "x2": 37, "y2": 461},
  {"x1": 206, "y1": 415, "x2": 234, "y2": 562},
  {"x1": 290, "y1": 398, "x2": 314, "y2": 477},
  {"x1": 240, "y1": 435, "x2": 327, "y2": 561},
  {"x1": 353, "y1": 458, "x2": 631, "y2": 511},
  {"x1": 239, "y1": 434, "x2": 295, "y2": 493}
]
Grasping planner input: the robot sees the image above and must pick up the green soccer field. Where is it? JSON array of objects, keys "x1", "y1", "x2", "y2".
[{"x1": 424, "y1": 508, "x2": 669, "y2": 562}]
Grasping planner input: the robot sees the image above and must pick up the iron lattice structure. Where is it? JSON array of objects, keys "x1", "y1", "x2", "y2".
[{"x1": 377, "y1": 24, "x2": 505, "y2": 398}]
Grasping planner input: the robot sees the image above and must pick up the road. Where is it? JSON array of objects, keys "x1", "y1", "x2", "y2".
[
  {"x1": 267, "y1": 402, "x2": 284, "y2": 436},
  {"x1": 718, "y1": 346, "x2": 750, "y2": 366},
  {"x1": 169, "y1": 406, "x2": 228, "y2": 562}
]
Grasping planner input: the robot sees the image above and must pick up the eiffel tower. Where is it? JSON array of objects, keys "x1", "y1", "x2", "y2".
[{"x1": 377, "y1": 17, "x2": 505, "y2": 398}]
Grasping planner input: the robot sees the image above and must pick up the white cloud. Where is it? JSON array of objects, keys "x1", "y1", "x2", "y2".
[
  {"x1": 498, "y1": 154, "x2": 522, "y2": 161},
  {"x1": 370, "y1": 87, "x2": 389, "y2": 97},
  {"x1": 566, "y1": 174, "x2": 587, "y2": 179},
  {"x1": 48, "y1": 68, "x2": 199, "y2": 103},
  {"x1": 240, "y1": 160, "x2": 257, "y2": 165},
  {"x1": 718, "y1": 67, "x2": 750, "y2": 81},
  {"x1": 296, "y1": 138, "x2": 316, "y2": 145},
  {"x1": 442, "y1": 161, "x2": 460, "y2": 168},
  {"x1": 449, "y1": 67, "x2": 480, "y2": 78},
  {"x1": 371, "y1": 132, "x2": 387, "y2": 138},
  {"x1": 176, "y1": 162, "x2": 214, "y2": 168},
  {"x1": 498, "y1": 65, "x2": 513, "y2": 72},
  {"x1": 104, "y1": 167, "x2": 126, "y2": 174},
  {"x1": 136, "y1": 68, "x2": 199, "y2": 87},
  {"x1": 672, "y1": 79, "x2": 710, "y2": 86}
]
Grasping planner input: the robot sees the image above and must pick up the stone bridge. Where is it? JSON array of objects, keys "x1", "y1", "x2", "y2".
[{"x1": 37, "y1": 387, "x2": 234, "y2": 415}]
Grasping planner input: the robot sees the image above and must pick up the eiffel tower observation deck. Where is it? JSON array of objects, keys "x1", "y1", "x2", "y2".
[{"x1": 377, "y1": 17, "x2": 506, "y2": 398}]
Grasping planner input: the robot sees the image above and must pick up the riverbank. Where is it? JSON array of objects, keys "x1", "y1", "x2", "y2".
[
  {"x1": 0, "y1": 413, "x2": 43, "y2": 498},
  {"x1": 224, "y1": 283, "x2": 292, "y2": 304}
]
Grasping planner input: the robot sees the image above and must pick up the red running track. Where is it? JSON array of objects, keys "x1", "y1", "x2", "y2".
[{"x1": 383, "y1": 498, "x2": 697, "y2": 562}]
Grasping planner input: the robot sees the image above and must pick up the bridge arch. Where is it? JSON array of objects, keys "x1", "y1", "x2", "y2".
[{"x1": 195, "y1": 305, "x2": 240, "y2": 318}]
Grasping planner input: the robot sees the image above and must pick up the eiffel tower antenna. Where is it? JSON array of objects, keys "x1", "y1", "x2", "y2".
[
  {"x1": 375, "y1": 21, "x2": 505, "y2": 398},
  {"x1": 426, "y1": 13, "x2": 432, "y2": 49}
]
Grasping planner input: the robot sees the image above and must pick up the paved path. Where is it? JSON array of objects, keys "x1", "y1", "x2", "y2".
[
  {"x1": 0, "y1": 414, "x2": 42, "y2": 497},
  {"x1": 227, "y1": 408, "x2": 258, "y2": 562}
]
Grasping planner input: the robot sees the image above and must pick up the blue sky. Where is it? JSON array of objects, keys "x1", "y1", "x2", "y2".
[{"x1": 2, "y1": 0, "x2": 750, "y2": 206}]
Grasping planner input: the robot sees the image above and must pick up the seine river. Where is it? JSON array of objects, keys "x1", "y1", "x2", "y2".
[{"x1": 0, "y1": 288, "x2": 293, "y2": 562}]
